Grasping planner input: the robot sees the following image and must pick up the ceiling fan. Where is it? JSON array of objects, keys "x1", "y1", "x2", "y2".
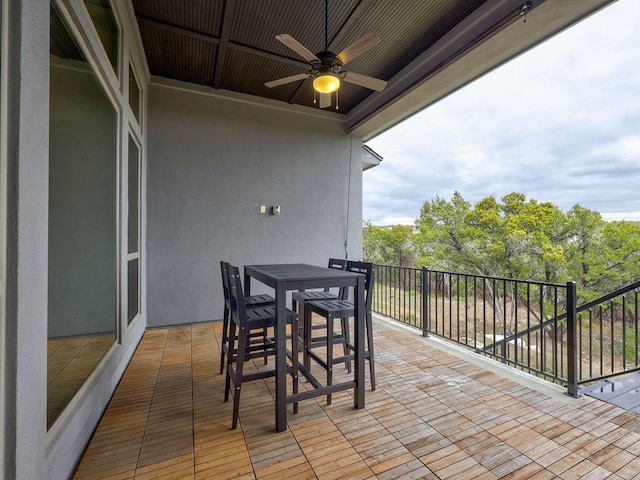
[{"x1": 265, "y1": 0, "x2": 387, "y2": 109}]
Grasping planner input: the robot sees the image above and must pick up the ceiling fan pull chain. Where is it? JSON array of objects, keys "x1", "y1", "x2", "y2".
[
  {"x1": 335, "y1": 89, "x2": 339, "y2": 110},
  {"x1": 313, "y1": 89, "x2": 317, "y2": 104}
]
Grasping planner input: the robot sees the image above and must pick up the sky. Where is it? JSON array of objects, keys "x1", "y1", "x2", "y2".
[{"x1": 363, "y1": 0, "x2": 640, "y2": 226}]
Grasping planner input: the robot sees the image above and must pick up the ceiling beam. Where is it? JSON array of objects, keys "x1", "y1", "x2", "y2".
[
  {"x1": 328, "y1": 0, "x2": 377, "y2": 52},
  {"x1": 230, "y1": 43, "x2": 309, "y2": 69},
  {"x1": 137, "y1": 16, "x2": 220, "y2": 45},
  {"x1": 212, "y1": 0, "x2": 238, "y2": 89},
  {"x1": 136, "y1": 15, "x2": 309, "y2": 71}
]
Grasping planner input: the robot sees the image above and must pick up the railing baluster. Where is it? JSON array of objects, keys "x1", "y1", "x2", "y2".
[
  {"x1": 636, "y1": 289, "x2": 639, "y2": 367},
  {"x1": 540, "y1": 286, "x2": 545, "y2": 379},
  {"x1": 611, "y1": 299, "x2": 615, "y2": 374},
  {"x1": 599, "y1": 305, "x2": 604, "y2": 378},
  {"x1": 578, "y1": 312, "x2": 583, "y2": 383},
  {"x1": 422, "y1": 267, "x2": 429, "y2": 336},
  {"x1": 472, "y1": 276, "x2": 477, "y2": 349},
  {"x1": 464, "y1": 276, "x2": 468, "y2": 346},
  {"x1": 589, "y1": 308, "x2": 593, "y2": 378},
  {"x1": 567, "y1": 281, "x2": 578, "y2": 397},
  {"x1": 491, "y1": 278, "x2": 504, "y2": 356},
  {"x1": 503, "y1": 279, "x2": 507, "y2": 363},
  {"x1": 623, "y1": 294, "x2": 627, "y2": 371},
  {"x1": 526, "y1": 283, "x2": 531, "y2": 373},
  {"x1": 483, "y1": 278, "x2": 487, "y2": 354}
]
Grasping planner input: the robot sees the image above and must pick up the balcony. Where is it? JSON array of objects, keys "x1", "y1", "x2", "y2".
[{"x1": 73, "y1": 317, "x2": 640, "y2": 479}]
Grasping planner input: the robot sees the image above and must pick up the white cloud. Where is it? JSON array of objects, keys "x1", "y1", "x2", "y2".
[
  {"x1": 364, "y1": 0, "x2": 640, "y2": 226},
  {"x1": 602, "y1": 212, "x2": 640, "y2": 222}
]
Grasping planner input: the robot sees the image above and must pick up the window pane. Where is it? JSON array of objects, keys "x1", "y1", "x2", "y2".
[
  {"x1": 83, "y1": 0, "x2": 119, "y2": 70},
  {"x1": 48, "y1": 4, "x2": 117, "y2": 429},
  {"x1": 127, "y1": 259, "x2": 139, "y2": 324},
  {"x1": 127, "y1": 134, "x2": 140, "y2": 325},
  {"x1": 129, "y1": 65, "x2": 140, "y2": 122},
  {"x1": 128, "y1": 135, "x2": 139, "y2": 254}
]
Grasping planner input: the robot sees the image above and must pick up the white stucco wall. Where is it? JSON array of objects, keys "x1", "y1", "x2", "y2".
[
  {"x1": 147, "y1": 83, "x2": 364, "y2": 326},
  {"x1": 3, "y1": 1, "x2": 49, "y2": 478}
]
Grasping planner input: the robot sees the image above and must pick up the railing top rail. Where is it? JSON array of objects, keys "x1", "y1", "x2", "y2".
[
  {"x1": 420, "y1": 267, "x2": 567, "y2": 288},
  {"x1": 374, "y1": 264, "x2": 421, "y2": 273},
  {"x1": 576, "y1": 279, "x2": 640, "y2": 313}
]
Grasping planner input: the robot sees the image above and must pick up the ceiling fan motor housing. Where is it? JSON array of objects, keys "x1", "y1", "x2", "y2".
[{"x1": 316, "y1": 51, "x2": 342, "y2": 73}]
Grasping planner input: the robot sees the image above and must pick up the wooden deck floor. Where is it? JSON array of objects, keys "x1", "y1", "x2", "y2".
[{"x1": 73, "y1": 319, "x2": 640, "y2": 479}]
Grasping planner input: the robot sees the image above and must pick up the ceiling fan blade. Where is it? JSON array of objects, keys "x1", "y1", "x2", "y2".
[
  {"x1": 318, "y1": 92, "x2": 331, "y2": 109},
  {"x1": 265, "y1": 73, "x2": 310, "y2": 88},
  {"x1": 336, "y1": 31, "x2": 381, "y2": 65},
  {"x1": 275, "y1": 34, "x2": 320, "y2": 63},
  {"x1": 343, "y1": 71, "x2": 387, "y2": 91}
]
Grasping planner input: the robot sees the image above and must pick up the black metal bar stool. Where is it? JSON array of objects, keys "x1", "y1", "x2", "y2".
[
  {"x1": 223, "y1": 263, "x2": 297, "y2": 429},
  {"x1": 304, "y1": 261, "x2": 376, "y2": 403},
  {"x1": 219, "y1": 261, "x2": 274, "y2": 374},
  {"x1": 292, "y1": 258, "x2": 348, "y2": 366}
]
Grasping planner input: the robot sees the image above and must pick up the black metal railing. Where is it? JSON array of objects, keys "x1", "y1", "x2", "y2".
[
  {"x1": 575, "y1": 280, "x2": 640, "y2": 385},
  {"x1": 372, "y1": 264, "x2": 423, "y2": 329},
  {"x1": 371, "y1": 264, "x2": 640, "y2": 396}
]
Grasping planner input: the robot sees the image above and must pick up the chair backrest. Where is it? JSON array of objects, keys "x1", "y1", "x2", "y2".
[
  {"x1": 328, "y1": 258, "x2": 347, "y2": 270},
  {"x1": 327, "y1": 258, "x2": 348, "y2": 298},
  {"x1": 346, "y1": 261, "x2": 375, "y2": 313},
  {"x1": 226, "y1": 263, "x2": 248, "y2": 328},
  {"x1": 220, "y1": 261, "x2": 231, "y2": 308}
]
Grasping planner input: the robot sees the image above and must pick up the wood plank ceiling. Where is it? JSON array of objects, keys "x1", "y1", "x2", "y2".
[{"x1": 132, "y1": 0, "x2": 488, "y2": 114}]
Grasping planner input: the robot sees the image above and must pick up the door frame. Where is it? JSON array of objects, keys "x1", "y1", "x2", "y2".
[{"x1": 0, "y1": 0, "x2": 9, "y2": 472}]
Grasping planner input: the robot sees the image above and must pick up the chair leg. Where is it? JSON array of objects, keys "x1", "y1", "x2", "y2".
[
  {"x1": 326, "y1": 315, "x2": 334, "y2": 405},
  {"x1": 263, "y1": 326, "x2": 268, "y2": 365},
  {"x1": 366, "y1": 312, "x2": 376, "y2": 391},
  {"x1": 304, "y1": 306, "x2": 312, "y2": 372},
  {"x1": 219, "y1": 305, "x2": 230, "y2": 374},
  {"x1": 231, "y1": 325, "x2": 248, "y2": 430},
  {"x1": 291, "y1": 315, "x2": 299, "y2": 414},
  {"x1": 224, "y1": 321, "x2": 237, "y2": 402},
  {"x1": 341, "y1": 316, "x2": 351, "y2": 373}
]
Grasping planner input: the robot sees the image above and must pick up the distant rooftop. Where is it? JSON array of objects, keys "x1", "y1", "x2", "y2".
[{"x1": 362, "y1": 144, "x2": 383, "y2": 171}]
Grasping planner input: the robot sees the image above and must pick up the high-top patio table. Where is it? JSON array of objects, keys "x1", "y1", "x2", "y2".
[{"x1": 244, "y1": 263, "x2": 365, "y2": 432}]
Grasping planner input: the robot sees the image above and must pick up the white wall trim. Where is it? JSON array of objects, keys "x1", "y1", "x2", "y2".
[{"x1": 0, "y1": 0, "x2": 8, "y2": 473}]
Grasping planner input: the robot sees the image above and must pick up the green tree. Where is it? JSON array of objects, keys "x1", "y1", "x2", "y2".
[
  {"x1": 416, "y1": 191, "x2": 567, "y2": 282},
  {"x1": 363, "y1": 223, "x2": 417, "y2": 267},
  {"x1": 416, "y1": 192, "x2": 571, "y2": 333},
  {"x1": 414, "y1": 191, "x2": 473, "y2": 271},
  {"x1": 564, "y1": 206, "x2": 640, "y2": 303},
  {"x1": 564, "y1": 205, "x2": 606, "y2": 301}
]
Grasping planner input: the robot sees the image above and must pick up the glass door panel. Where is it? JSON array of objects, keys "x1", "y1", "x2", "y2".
[
  {"x1": 48, "y1": 3, "x2": 118, "y2": 429},
  {"x1": 127, "y1": 134, "x2": 140, "y2": 324}
]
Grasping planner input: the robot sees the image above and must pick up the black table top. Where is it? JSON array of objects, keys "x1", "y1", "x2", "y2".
[{"x1": 244, "y1": 263, "x2": 360, "y2": 282}]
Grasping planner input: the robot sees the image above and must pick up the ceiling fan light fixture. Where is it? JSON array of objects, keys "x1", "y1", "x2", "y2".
[{"x1": 313, "y1": 73, "x2": 340, "y2": 93}]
